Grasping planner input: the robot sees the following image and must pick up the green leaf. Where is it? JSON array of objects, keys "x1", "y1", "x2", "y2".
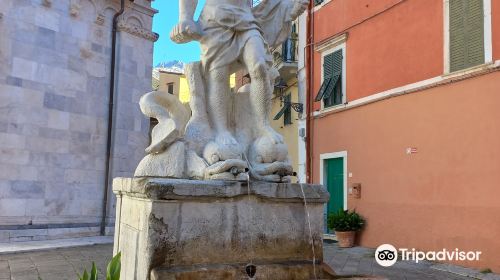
[
  {"x1": 90, "y1": 262, "x2": 98, "y2": 280},
  {"x1": 327, "y1": 209, "x2": 366, "y2": 232},
  {"x1": 106, "y1": 252, "x2": 121, "y2": 280},
  {"x1": 81, "y1": 270, "x2": 89, "y2": 280}
]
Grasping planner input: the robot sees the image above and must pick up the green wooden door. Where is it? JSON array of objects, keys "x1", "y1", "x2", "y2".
[{"x1": 326, "y1": 158, "x2": 344, "y2": 215}]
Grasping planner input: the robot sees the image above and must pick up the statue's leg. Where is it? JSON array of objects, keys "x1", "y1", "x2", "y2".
[
  {"x1": 207, "y1": 65, "x2": 237, "y2": 145},
  {"x1": 242, "y1": 36, "x2": 283, "y2": 144}
]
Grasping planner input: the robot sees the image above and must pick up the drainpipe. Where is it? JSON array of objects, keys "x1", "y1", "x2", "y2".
[
  {"x1": 101, "y1": 0, "x2": 126, "y2": 236},
  {"x1": 305, "y1": 1, "x2": 314, "y2": 184}
]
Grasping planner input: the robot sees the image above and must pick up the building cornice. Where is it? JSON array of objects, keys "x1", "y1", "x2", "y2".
[
  {"x1": 159, "y1": 71, "x2": 184, "y2": 75},
  {"x1": 106, "y1": 0, "x2": 158, "y2": 17},
  {"x1": 129, "y1": 2, "x2": 158, "y2": 17},
  {"x1": 117, "y1": 20, "x2": 159, "y2": 42},
  {"x1": 314, "y1": 33, "x2": 348, "y2": 53}
]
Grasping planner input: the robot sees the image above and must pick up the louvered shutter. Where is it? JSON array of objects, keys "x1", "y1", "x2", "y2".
[
  {"x1": 273, "y1": 93, "x2": 291, "y2": 121},
  {"x1": 284, "y1": 94, "x2": 292, "y2": 125},
  {"x1": 323, "y1": 50, "x2": 343, "y2": 100},
  {"x1": 450, "y1": 0, "x2": 484, "y2": 72},
  {"x1": 315, "y1": 49, "x2": 343, "y2": 103},
  {"x1": 465, "y1": 0, "x2": 484, "y2": 68},
  {"x1": 450, "y1": 0, "x2": 466, "y2": 72},
  {"x1": 273, "y1": 103, "x2": 289, "y2": 120},
  {"x1": 332, "y1": 50, "x2": 343, "y2": 76},
  {"x1": 324, "y1": 52, "x2": 334, "y2": 79},
  {"x1": 315, "y1": 78, "x2": 332, "y2": 102},
  {"x1": 314, "y1": 52, "x2": 334, "y2": 102}
]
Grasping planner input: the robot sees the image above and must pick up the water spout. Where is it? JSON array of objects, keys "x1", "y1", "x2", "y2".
[{"x1": 245, "y1": 263, "x2": 257, "y2": 278}]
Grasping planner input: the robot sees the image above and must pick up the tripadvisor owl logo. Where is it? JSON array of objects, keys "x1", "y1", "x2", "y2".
[
  {"x1": 375, "y1": 244, "x2": 398, "y2": 267},
  {"x1": 374, "y1": 244, "x2": 482, "y2": 267}
]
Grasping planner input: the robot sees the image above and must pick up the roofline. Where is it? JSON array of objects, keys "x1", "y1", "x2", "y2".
[{"x1": 158, "y1": 70, "x2": 184, "y2": 75}]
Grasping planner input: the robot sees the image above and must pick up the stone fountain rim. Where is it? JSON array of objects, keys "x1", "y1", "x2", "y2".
[{"x1": 112, "y1": 177, "x2": 330, "y2": 203}]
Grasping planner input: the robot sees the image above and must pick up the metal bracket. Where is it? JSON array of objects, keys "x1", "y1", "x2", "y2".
[{"x1": 288, "y1": 102, "x2": 303, "y2": 114}]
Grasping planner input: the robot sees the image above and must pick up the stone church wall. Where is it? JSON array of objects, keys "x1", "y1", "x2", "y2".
[{"x1": 0, "y1": 0, "x2": 157, "y2": 242}]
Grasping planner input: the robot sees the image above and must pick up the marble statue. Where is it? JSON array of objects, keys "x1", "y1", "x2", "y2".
[
  {"x1": 135, "y1": 0, "x2": 308, "y2": 182},
  {"x1": 116, "y1": 5, "x2": 375, "y2": 280}
]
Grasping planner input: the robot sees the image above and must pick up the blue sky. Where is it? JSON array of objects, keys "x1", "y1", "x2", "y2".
[{"x1": 152, "y1": 1, "x2": 205, "y2": 66}]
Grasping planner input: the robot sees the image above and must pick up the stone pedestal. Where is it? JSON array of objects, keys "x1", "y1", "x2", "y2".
[{"x1": 113, "y1": 177, "x2": 342, "y2": 279}]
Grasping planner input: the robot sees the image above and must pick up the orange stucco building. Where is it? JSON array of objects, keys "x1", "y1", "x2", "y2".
[{"x1": 307, "y1": 0, "x2": 500, "y2": 271}]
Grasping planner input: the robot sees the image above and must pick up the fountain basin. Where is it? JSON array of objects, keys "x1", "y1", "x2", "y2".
[{"x1": 112, "y1": 178, "x2": 378, "y2": 279}]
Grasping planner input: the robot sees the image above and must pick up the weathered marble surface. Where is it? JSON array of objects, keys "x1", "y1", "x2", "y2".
[
  {"x1": 0, "y1": 0, "x2": 156, "y2": 241},
  {"x1": 113, "y1": 177, "x2": 338, "y2": 280}
]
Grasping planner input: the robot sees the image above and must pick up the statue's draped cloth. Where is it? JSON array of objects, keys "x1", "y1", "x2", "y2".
[{"x1": 199, "y1": 0, "x2": 294, "y2": 71}]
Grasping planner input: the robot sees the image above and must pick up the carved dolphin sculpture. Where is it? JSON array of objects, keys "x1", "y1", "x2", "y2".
[
  {"x1": 139, "y1": 91, "x2": 190, "y2": 154},
  {"x1": 134, "y1": 91, "x2": 191, "y2": 178}
]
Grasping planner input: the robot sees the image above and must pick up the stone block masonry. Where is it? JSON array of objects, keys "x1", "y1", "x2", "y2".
[
  {"x1": 0, "y1": 0, "x2": 157, "y2": 242},
  {"x1": 113, "y1": 178, "x2": 343, "y2": 280}
]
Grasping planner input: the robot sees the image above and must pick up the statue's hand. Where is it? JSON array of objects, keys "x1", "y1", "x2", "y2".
[
  {"x1": 170, "y1": 19, "x2": 202, "y2": 44},
  {"x1": 290, "y1": 0, "x2": 308, "y2": 20}
]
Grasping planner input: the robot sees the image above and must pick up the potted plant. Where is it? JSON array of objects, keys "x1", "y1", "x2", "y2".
[{"x1": 327, "y1": 209, "x2": 365, "y2": 248}]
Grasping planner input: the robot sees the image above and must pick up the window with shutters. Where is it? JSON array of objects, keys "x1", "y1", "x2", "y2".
[
  {"x1": 449, "y1": 0, "x2": 485, "y2": 72},
  {"x1": 284, "y1": 94, "x2": 292, "y2": 126},
  {"x1": 167, "y1": 82, "x2": 174, "y2": 94},
  {"x1": 314, "y1": 0, "x2": 332, "y2": 9},
  {"x1": 273, "y1": 93, "x2": 294, "y2": 124},
  {"x1": 316, "y1": 48, "x2": 344, "y2": 109},
  {"x1": 314, "y1": 0, "x2": 324, "y2": 6}
]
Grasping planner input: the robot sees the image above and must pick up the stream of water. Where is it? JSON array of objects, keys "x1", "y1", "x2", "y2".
[
  {"x1": 245, "y1": 173, "x2": 256, "y2": 279},
  {"x1": 299, "y1": 181, "x2": 318, "y2": 280},
  {"x1": 241, "y1": 169, "x2": 318, "y2": 279}
]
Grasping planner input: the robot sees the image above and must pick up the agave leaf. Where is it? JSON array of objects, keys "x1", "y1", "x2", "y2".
[
  {"x1": 90, "y1": 262, "x2": 98, "y2": 280},
  {"x1": 107, "y1": 252, "x2": 121, "y2": 280},
  {"x1": 82, "y1": 270, "x2": 89, "y2": 280}
]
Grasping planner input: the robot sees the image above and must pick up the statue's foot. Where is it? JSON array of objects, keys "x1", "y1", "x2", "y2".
[
  {"x1": 246, "y1": 135, "x2": 294, "y2": 182},
  {"x1": 250, "y1": 161, "x2": 295, "y2": 182},
  {"x1": 259, "y1": 126, "x2": 284, "y2": 144},
  {"x1": 216, "y1": 130, "x2": 238, "y2": 146},
  {"x1": 250, "y1": 135, "x2": 288, "y2": 164},
  {"x1": 203, "y1": 131, "x2": 242, "y2": 164},
  {"x1": 204, "y1": 158, "x2": 248, "y2": 181}
]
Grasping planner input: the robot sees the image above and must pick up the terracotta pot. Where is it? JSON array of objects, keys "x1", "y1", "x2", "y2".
[{"x1": 335, "y1": 231, "x2": 356, "y2": 248}]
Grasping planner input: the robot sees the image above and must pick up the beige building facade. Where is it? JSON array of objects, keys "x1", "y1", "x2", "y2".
[
  {"x1": 270, "y1": 80, "x2": 300, "y2": 175},
  {"x1": 157, "y1": 71, "x2": 190, "y2": 103},
  {"x1": 269, "y1": 20, "x2": 304, "y2": 178}
]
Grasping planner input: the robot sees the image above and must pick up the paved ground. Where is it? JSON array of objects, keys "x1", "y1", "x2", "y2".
[
  {"x1": 0, "y1": 237, "x2": 113, "y2": 255},
  {"x1": 323, "y1": 241, "x2": 499, "y2": 280},
  {"x1": 0, "y1": 245, "x2": 111, "y2": 280},
  {"x1": 1, "y1": 241, "x2": 499, "y2": 280}
]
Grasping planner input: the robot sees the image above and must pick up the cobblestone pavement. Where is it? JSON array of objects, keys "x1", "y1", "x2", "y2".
[{"x1": 1, "y1": 242, "x2": 498, "y2": 280}]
